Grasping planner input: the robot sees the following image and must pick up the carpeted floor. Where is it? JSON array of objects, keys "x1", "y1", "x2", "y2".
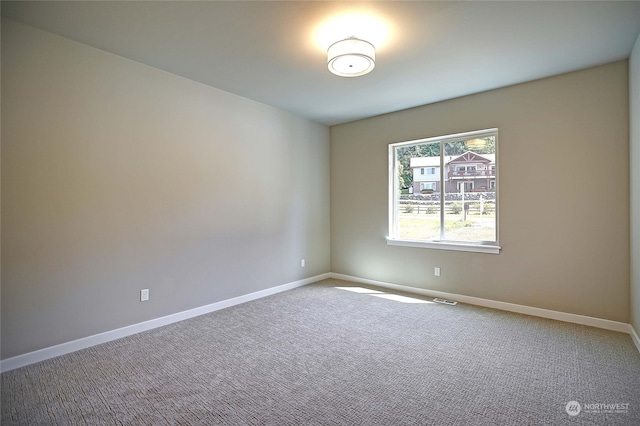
[{"x1": 2, "y1": 279, "x2": 640, "y2": 425}]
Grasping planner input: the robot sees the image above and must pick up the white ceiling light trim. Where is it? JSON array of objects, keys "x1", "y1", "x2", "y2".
[{"x1": 327, "y1": 37, "x2": 375, "y2": 77}]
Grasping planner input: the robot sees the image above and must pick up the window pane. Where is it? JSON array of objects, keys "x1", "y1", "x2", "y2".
[
  {"x1": 396, "y1": 142, "x2": 441, "y2": 241},
  {"x1": 443, "y1": 137, "x2": 496, "y2": 242}
]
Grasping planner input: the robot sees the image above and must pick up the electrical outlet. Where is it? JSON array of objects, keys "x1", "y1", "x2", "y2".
[
  {"x1": 140, "y1": 289, "x2": 149, "y2": 302},
  {"x1": 434, "y1": 267, "x2": 441, "y2": 277},
  {"x1": 301, "y1": 259, "x2": 305, "y2": 268}
]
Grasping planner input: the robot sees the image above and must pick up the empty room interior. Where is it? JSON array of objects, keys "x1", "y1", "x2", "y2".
[{"x1": 2, "y1": 1, "x2": 640, "y2": 424}]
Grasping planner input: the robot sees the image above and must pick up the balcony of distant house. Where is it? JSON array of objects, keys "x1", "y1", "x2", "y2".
[{"x1": 410, "y1": 151, "x2": 496, "y2": 194}]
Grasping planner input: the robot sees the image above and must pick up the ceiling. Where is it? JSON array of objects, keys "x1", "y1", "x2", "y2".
[{"x1": 3, "y1": 1, "x2": 640, "y2": 126}]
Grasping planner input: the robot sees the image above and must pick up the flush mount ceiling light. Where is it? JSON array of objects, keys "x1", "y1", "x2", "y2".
[{"x1": 327, "y1": 37, "x2": 375, "y2": 77}]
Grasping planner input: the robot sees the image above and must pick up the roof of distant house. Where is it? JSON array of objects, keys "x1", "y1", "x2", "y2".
[{"x1": 410, "y1": 152, "x2": 495, "y2": 168}]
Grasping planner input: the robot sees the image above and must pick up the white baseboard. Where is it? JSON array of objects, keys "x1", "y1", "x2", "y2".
[
  {"x1": 631, "y1": 326, "x2": 640, "y2": 354},
  {"x1": 0, "y1": 273, "x2": 330, "y2": 373},
  {"x1": 330, "y1": 273, "x2": 631, "y2": 334},
  {"x1": 3, "y1": 272, "x2": 637, "y2": 372}
]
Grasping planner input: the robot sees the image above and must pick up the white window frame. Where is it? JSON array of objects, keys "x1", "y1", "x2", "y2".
[{"x1": 388, "y1": 128, "x2": 500, "y2": 254}]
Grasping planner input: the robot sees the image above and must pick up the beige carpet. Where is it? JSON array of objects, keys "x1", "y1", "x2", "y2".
[{"x1": 2, "y1": 279, "x2": 640, "y2": 425}]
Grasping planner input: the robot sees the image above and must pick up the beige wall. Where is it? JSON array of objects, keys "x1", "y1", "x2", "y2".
[
  {"x1": 331, "y1": 61, "x2": 630, "y2": 322},
  {"x1": 1, "y1": 19, "x2": 330, "y2": 359},
  {"x1": 631, "y1": 33, "x2": 640, "y2": 334}
]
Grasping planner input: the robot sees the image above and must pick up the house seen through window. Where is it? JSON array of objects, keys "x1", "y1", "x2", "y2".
[{"x1": 388, "y1": 128, "x2": 499, "y2": 253}]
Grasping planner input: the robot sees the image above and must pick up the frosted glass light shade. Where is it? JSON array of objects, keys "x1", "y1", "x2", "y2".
[{"x1": 327, "y1": 38, "x2": 375, "y2": 77}]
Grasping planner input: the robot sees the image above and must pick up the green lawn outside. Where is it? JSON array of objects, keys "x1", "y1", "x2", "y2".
[{"x1": 398, "y1": 214, "x2": 496, "y2": 241}]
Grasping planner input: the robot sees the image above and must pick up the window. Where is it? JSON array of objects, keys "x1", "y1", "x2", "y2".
[
  {"x1": 458, "y1": 181, "x2": 473, "y2": 192},
  {"x1": 420, "y1": 182, "x2": 436, "y2": 191},
  {"x1": 388, "y1": 128, "x2": 500, "y2": 254}
]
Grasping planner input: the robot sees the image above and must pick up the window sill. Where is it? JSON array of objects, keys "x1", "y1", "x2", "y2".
[{"x1": 386, "y1": 238, "x2": 501, "y2": 254}]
